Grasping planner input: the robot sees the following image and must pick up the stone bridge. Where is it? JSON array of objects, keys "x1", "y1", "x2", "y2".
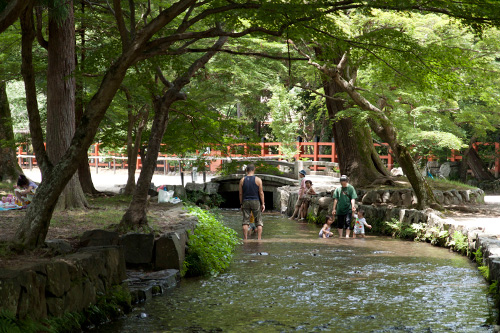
[{"x1": 210, "y1": 174, "x2": 299, "y2": 209}]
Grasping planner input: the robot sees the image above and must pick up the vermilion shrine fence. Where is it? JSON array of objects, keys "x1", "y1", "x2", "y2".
[{"x1": 16, "y1": 141, "x2": 500, "y2": 177}]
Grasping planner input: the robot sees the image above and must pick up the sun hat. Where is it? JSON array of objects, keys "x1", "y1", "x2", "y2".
[{"x1": 299, "y1": 170, "x2": 307, "y2": 176}]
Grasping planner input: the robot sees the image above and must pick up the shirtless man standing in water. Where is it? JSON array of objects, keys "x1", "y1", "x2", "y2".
[{"x1": 239, "y1": 164, "x2": 265, "y2": 240}]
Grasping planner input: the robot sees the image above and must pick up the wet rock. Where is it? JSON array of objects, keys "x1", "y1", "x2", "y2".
[
  {"x1": 80, "y1": 229, "x2": 120, "y2": 247},
  {"x1": 126, "y1": 269, "x2": 180, "y2": 304},
  {"x1": 121, "y1": 233, "x2": 155, "y2": 265}
]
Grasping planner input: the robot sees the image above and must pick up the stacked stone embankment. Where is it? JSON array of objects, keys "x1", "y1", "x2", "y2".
[{"x1": 0, "y1": 205, "x2": 198, "y2": 320}]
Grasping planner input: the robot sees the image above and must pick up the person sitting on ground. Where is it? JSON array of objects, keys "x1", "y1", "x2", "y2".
[
  {"x1": 14, "y1": 174, "x2": 38, "y2": 206},
  {"x1": 299, "y1": 180, "x2": 316, "y2": 221},
  {"x1": 319, "y1": 216, "x2": 334, "y2": 238},
  {"x1": 353, "y1": 209, "x2": 372, "y2": 238},
  {"x1": 289, "y1": 170, "x2": 307, "y2": 220}
]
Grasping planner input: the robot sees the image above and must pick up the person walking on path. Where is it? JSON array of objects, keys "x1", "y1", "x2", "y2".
[
  {"x1": 332, "y1": 175, "x2": 358, "y2": 238},
  {"x1": 289, "y1": 170, "x2": 307, "y2": 220},
  {"x1": 239, "y1": 164, "x2": 265, "y2": 240}
]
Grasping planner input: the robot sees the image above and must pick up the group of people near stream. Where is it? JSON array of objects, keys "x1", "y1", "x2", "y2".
[
  {"x1": 0, "y1": 174, "x2": 38, "y2": 210},
  {"x1": 238, "y1": 164, "x2": 371, "y2": 240}
]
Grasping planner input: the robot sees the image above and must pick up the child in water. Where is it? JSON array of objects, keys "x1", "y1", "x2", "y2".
[
  {"x1": 353, "y1": 209, "x2": 372, "y2": 238},
  {"x1": 319, "y1": 216, "x2": 334, "y2": 238},
  {"x1": 247, "y1": 212, "x2": 257, "y2": 237}
]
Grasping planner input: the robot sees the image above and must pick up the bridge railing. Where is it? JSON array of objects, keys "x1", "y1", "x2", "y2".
[{"x1": 16, "y1": 141, "x2": 500, "y2": 178}]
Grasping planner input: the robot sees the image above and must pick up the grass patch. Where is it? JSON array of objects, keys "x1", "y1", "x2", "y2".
[
  {"x1": 0, "y1": 181, "x2": 14, "y2": 191},
  {"x1": 427, "y1": 178, "x2": 476, "y2": 191}
]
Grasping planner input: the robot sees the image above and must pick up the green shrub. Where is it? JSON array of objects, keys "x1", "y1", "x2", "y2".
[
  {"x1": 384, "y1": 218, "x2": 415, "y2": 240},
  {"x1": 448, "y1": 230, "x2": 469, "y2": 255},
  {"x1": 186, "y1": 191, "x2": 224, "y2": 208},
  {"x1": 217, "y1": 160, "x2": 284, "y2": 177},
  {"x1": 0, "y1": 310, "x2": 50, "y2": 333},
  {"x1": 474, "y1": 247, "x2": 484, "y2": 266},
  {"x1": 183, "y1": 206, "x2": 240, "y2": 277}
]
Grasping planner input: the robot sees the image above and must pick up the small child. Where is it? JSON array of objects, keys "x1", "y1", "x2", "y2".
[
  {"x1": 319, "y1": 216, "x2": 334, "y2": 238},
  {"x1": 247, "y1": 212, "x2": 257, "y2": 237},
  {"x1": 353, "y1": 209, "x2": 372, "y2": 238}
]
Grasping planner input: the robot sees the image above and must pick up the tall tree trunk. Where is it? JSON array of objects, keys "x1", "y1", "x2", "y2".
[
  {"x1": 329, "y1": 53, "x2": 436, "y2": 209},
  {"x1": 120, "y1": 103, "x2": 170, "y2": 227},
  {"x1": 20, "y1": 5, "x2": 51, "y2": 179},
  {"x1": 120, "y1": 36, "x2": 228, "y2": 229},
  {"x1": 466, "y1": 143, "x2": 495, "y2": 181},
  {"x1": 0, "y1": 81, "x2": 22, "y2": 183},
  {"x1": 46, "y1": 1, "x2": 88, "y2": 209},
  {"x1": 122, "y1": 86, "x2": 149, "y2": 195},
  {"x1": 75, "y1": 0, "x2": 98, "y2": 195},
  {"x1": 323, "y1": 79, "x2": 390, "y2": 187}
]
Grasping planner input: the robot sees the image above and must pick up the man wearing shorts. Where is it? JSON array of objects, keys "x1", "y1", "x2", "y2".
[
  {"x1": 239, "y1": 164, "x2": 265, "y2": 240},
  {"x1": 332, "y1": 175, "x2": 357, "y2": 238}
]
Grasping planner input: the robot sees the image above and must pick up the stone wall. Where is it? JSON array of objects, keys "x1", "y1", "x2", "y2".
[
  {"x1": 0, "y1": 246, "x2": 126, "y2": 320},
  {"x1": 0, "y1": 209, "x2": 198, "y2": 321},
  {"x1": 79, "y1": 211, "x2": 198, "y2": 271},
  {"x1": 467, "y1": 179, "x2": 500, "y2": 194},
  {"x1": 276, "y1": 186, "x2": 485, "y2": 218}
]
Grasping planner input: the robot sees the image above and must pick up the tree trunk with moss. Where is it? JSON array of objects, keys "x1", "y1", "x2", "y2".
[
  {"x1": 0, "y1": 81, "x2": 22, "y2": 183},
  {"x1": 323, "y1": 79, "x2": 391, "y2": 187}
]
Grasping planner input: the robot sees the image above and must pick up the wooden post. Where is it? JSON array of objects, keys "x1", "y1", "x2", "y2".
[
  {"x1": 18, "y1": 145, "x2": 23, "y2": 166},
  {"x1": 313, "y1": 138, "x2": 319, "y2": 171},
  {"x1": 203, "y1": 171, "x2": 206, "y2": 183},
  {"x1": 495, "y1": 142, "x2": 500, "y2": 178},
  {"x1": 94, "y1": 143, "x2": 99, "y2": 174},
  {"x1": 387, "y1": 149, "x2": 394, "y2": 171}
]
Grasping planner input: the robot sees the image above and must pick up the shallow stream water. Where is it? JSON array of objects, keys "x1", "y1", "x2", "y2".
[{"x1": 98, "y1": 211, "x2": 496, "y2": 332}]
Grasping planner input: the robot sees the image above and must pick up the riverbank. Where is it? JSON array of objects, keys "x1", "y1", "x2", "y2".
[{"x1": 0, "y1": 194, "x2": 197, "y2": 330}]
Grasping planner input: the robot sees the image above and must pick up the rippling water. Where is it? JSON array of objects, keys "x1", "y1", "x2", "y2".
[{"x1": 98, "y1": 211, "x2": 496, "y2": 332}]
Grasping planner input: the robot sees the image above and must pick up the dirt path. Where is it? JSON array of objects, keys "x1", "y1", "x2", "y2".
[{"x1": 446, "y1": 195, "x2": 500, "y2": 236}]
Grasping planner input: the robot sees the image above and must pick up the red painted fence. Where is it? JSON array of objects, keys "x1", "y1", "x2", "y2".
[{"x1": 16, "y1": 141, "x2": 500, "y2": 177}]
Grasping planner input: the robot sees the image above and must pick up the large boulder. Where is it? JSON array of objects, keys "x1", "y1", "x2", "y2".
[
  {"x1": 80, "y1": 229, "x2": 120, "y2": 247},
  {"x1": 185, "y1": 182, "x2": 205, "y2": 192},
  {"x1": 362, "y1": 191, "x2": 381, "y2": 205},
  {"x1": 154, "y1": 232, "x2": 185, "y2": 271},
  {"x1": 45, "y1": 239, "x2": 73, "y2": 254},
  {"x1": 120, "y1": 233, "x2": 155, "y2": 265},
  {"x1": 174, "y1": 185, "x2": 187, "y2": 198},
  {"x1": 204, "y1": 182, "x2": 220, "y2": 195}
]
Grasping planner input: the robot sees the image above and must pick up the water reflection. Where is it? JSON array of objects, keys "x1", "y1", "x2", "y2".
[{"x1": 97, "y1": 211, "x2": 496, "y2": 332}]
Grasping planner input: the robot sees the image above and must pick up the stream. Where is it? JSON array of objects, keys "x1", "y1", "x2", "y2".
[{"x1": 97, "y1": 211, "x2": 497, "y2": 332}]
